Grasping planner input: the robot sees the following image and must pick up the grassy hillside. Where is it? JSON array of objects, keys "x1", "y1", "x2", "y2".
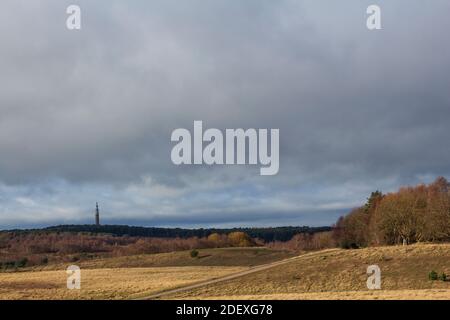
[
  {"x1": 0, "y1": 247, "x2": 293, "y2": 300},
  {"x1": 1, "y1": 244, "x2": 448, "y2": 300},
  {"x1": 178, "y1": 289, "x2": 450, "y2": 300},
  {"x1": 36, "y1": 247, "x2": 295, "y2": 270},
  {"x1": 168, "y1": 243, "x2": 450, "y2": 299}
]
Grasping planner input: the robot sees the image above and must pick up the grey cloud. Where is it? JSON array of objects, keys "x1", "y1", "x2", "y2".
[{"x1": 0, "y1": 0, "x2": 449, "y2": 227}]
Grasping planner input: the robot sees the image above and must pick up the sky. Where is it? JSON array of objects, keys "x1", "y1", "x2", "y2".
[{"x1": 1, "y1": 0, "x2": 450, "y2": 229}]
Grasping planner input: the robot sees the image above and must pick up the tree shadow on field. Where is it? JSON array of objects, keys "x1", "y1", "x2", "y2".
[{"x1": 197, "y1": 254, "x2": 212, "y2": 259}]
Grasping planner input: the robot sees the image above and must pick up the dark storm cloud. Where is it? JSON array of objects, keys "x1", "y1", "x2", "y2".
[{"x1": 0, "y1": 0, "x2": 449, "y2": 227}]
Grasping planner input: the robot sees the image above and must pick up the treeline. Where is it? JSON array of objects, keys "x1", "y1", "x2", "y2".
[
  {"x1": 0, "y1": 231, "x2": 257, "y2": 270},
  {"x1": 18, "y1": 225, "x2": 331, "y2": 242},
  {"x1": 334, "y1": 177, "x2": 450, "y2": 248},
  {"x1": 0, "y1": 221, "x2": 331, "y2": 270},
  {"x1": 267, "y1": 231, "x2": 335, "y2": 251}
]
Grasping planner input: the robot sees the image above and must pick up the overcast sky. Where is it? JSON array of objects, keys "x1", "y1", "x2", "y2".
[{"x1": 1, "y1": 0, "x2": 450, "y2": 229}]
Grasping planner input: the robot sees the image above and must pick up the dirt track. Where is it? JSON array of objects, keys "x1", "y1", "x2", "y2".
[{"x1": 138, "y1": 249, "x2": 339, "y2": 300}]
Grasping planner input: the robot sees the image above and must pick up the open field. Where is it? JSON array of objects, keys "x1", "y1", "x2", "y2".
[
  {"x1": 166, "y1": 243, "x2": 450, "y2": 300},
  {"x1": 0, "y1": 266, "x2": 247, "y2": 300},
  {"x1": 34, "y1": 247, "x2": 295, "y2": 270},
  {"x1": 0, "y1": 244, "x2": 448, "y2": 300},
  {"x1": 0, "y1": 248, "x2": 290, "y2": 300},
  {"x1": 176, "y1": 289, "x2": 450, "y2": 300}
]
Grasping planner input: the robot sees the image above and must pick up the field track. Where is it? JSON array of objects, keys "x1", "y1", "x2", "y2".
[{"x1": 138, "y1": 249, "x2": 340, "y2": 300}]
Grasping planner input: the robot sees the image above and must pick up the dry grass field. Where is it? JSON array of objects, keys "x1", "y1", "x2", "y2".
[
  {"x1": 0, "y1": 244, "x2": 448, "y2": 300},
  {"x1": 0, "y1": 266, "x2": 247, "y2": 300},
  {"x1": 32, "y1": 247, "x2": 295, "y2": 270},
  {"x1": 0, "y1": 248, "x2": 289, "y2": 300},
  {"x1": 168, "y1": 243, "x2": 450, "y2": 300},
  {"x1": 179, "y1": 289, "x2": 450, "y2": 300}
]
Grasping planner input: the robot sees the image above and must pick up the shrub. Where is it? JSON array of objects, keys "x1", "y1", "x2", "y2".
[
  {"x1": 339, "y1": 241, "x2": 359, "y2": 249},
  {"x1": 190, "y1": 249, "x2": 199, "y2": 258},
  {"x1": 429, "y1": 270, "x2": 438, "y2": 281},
  {"x1": 14, "y1": 258, "x2": 28, "y2": 268},
  {"x1": 439, "y1": 273, "x2": 447, "y2": 282}
]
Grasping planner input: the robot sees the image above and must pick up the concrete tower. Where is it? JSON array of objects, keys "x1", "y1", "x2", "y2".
[{"x1": 95, "y1": 202, "x2": 100, "y2": 226}]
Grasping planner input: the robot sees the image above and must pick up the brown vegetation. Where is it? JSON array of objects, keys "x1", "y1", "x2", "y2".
[
  {"x1": 0, "y1": 266, "x2": 246, "y2": 300},
  {"x1": 0, "y1": 243, "x2": 448, "y2": 300},
  {"x1": 178, "y1": 289, "x2": 450, "y2": 300},
  {"x1": 0, "y1": 231, "x2": 259, "y2": 270},
  {"x1": 334, "y1": 177, "x2": 450, "y2": 248},
  {"x1": 267, "y1": 231, "x2": 336, "y2": 251},
  {"x1": 169, "y1": 243, "x2": 450, "y2": 300}
]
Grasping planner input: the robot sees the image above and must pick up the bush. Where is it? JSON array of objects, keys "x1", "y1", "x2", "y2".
[
  {"x1": 15, "y1": 258, "x2": 28, "y2": 268},
  {"x1": 429, "y1": 270, "x2": 438, "y2": 281},
  {"x1": 190, "y1": 249, "x2": 199, "y2": 258},
  {"x1": 339, "y1": 241, "x2": 359, "y2": 250},
  {"x1": 439, "y1": 273, "x2": 447, "y2": 282},
  {"x1": 3, "y1": 261, "x2": 15, "y2": 270}
]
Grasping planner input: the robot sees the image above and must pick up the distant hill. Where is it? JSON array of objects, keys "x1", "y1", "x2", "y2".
[{"x1": 5, "y1": 224, "x2": 332, "y2": 242}]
